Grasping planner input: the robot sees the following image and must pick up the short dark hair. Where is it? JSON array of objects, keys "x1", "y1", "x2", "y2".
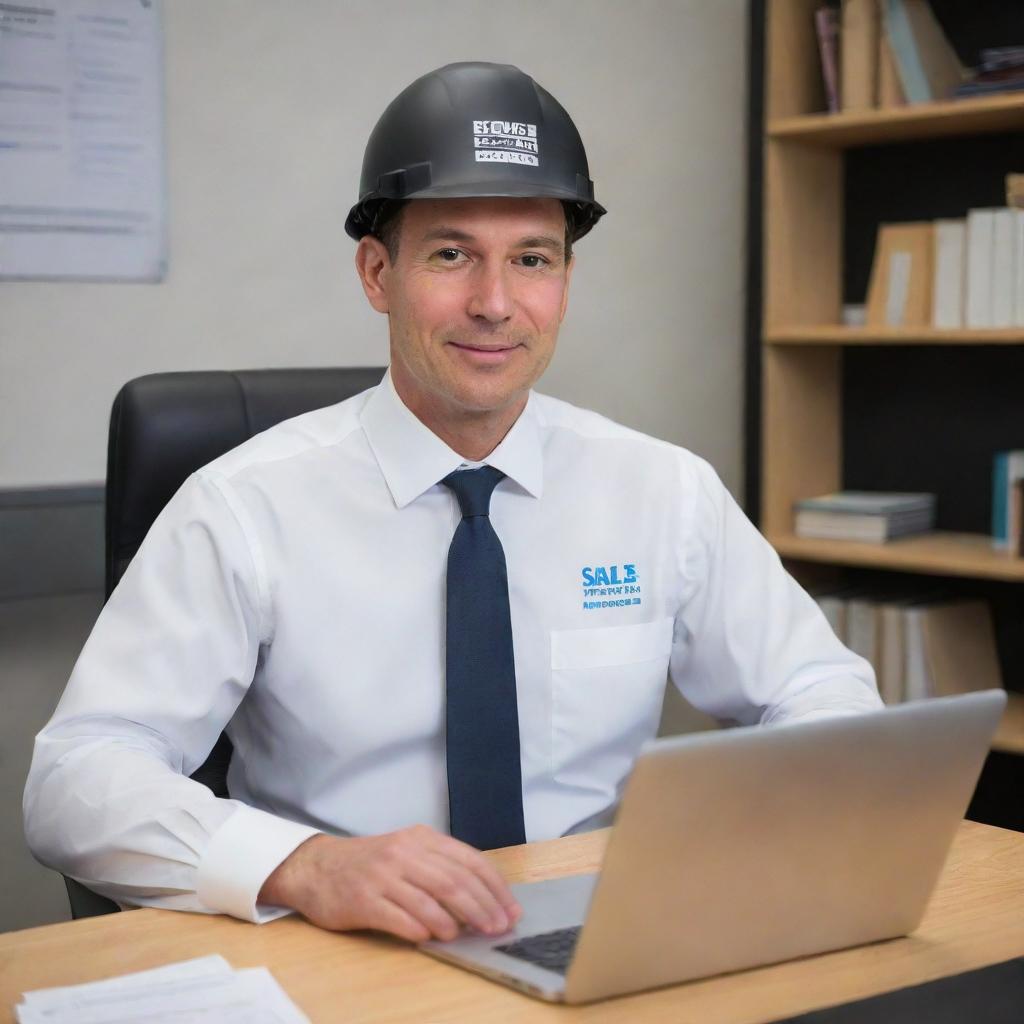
[
  {"x1": 371, "y1": 200, "x2": 575, "y2": 265},
  {"x1": 370, "y1": 201, "x2": 405, "y2": 264}
]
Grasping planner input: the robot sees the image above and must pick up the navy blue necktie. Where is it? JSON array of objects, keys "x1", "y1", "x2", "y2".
[{"x1": 441, "y1": 466, "x2": 526, "y2": 851}]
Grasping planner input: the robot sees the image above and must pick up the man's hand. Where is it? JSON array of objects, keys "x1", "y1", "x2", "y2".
[{"x1": 258, "y1": 825, "x2": 522, "y2": 943}]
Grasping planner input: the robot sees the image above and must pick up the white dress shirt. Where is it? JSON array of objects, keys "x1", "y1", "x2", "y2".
[{"x1": 24, "y1": 371, "x2": 881, "y2": 923}]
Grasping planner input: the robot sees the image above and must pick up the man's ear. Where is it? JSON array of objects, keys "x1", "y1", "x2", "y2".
[
  {"x1": 355, "y1": 235, "x2": 391, "y2": 314},
  {"x1": 559, "y1": 254, "x2": 575, "y2": 323}
]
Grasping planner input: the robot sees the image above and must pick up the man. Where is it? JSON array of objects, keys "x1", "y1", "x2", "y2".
[{"x1": 25, "y1": 62, "x2": 880, "y2": 945}]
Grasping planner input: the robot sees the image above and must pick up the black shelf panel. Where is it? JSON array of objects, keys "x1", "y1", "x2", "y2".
[{"x1": 843, "y1": 346, "x2": 1024, "y2": 535}]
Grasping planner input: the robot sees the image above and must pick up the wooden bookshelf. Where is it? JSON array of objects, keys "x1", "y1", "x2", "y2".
[
  {"x1": 766, "y1": 326, "x2": 1024, "y2": 346},
  {"x1": 760, "y1": 1, "x2": 1024, "y2": 575},
  {"x1": 769, "y1": 532, "x2": 1024, "y2": 582},
  {"x1": 758, "y1": 2, "x2": 1024, "y2": 763}
]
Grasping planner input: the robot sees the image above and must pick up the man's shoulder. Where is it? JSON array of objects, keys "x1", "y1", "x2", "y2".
[
  {"x1": 199, "y1": 387, "x2": 372, "y2": 483},
  {"x1": 530, "y1": 392, "x2": 725, "y2": 503},
  {"x1": 532, "y1": 391, "x2": 702, "y2": 466}
]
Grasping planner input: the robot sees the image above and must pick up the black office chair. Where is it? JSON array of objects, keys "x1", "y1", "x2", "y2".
[{"x1": 64, "y1": 367, "x2": 386, "y2": 919}]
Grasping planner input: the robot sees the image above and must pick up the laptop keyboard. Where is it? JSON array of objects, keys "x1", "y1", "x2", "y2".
[{"x1": 494, "y1": 925, "x2": 582, "y2": 975}]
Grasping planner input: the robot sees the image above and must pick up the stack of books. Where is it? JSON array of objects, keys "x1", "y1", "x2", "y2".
[
  {"x1": 794, "y1": 491, "x2": 936, "y2": 543},
  {"x1": 956, "y1": 47, "x2": 1024, "y2": 98}
]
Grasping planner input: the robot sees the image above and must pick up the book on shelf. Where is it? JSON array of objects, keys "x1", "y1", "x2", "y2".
[
  {"x1": 882, "y1": 0, "x2": 965, "y2": 103},
  {"x1": 877, "y1": 22, "x2": 907, "y2": 108},
  {"x1": 840, "y1": 0, "x2": 880, "y2": 111},
  {"x1": 931, "y1": 219, "x2": 965, "y2": 328},
  {"x1": 815, "y1": 6, "x2": 841, "y2": 113},
  {"x1": 1018, "y1": 479, "x2": 1024, "y2": 558},
  {"x1": 794, "y1": 491, "x2": 936, "y2": 543},
  {"x1": 878, "y1": 594, "x2": 918, "y2": 704},
  {"x1": 865, "y1": 222, "x2": 933, "y2": 328},
  {"x1": 966, "y1": 206, "x2": 1024, "y2": 329},
  {"x1": 846, "y1": 590, "x2": 880, "y2": 676},
  {"x1": 1016, "y1": 209, "x2": 1024, "y2": 328},
  {"x1": 992, "y1": 451, "x2": 1024, "y2": 551},
  {"x1": 965, "y1": 208, "x2": 997, "y2": 329},
  {"x1": 991, "y1": 208, "x2": 1017, "y2": 328},
  {"x1": 809, "y1": 590, "x2": 1003, "y2": 705}
]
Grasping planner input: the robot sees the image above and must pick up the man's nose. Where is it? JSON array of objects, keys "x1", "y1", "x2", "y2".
[{"x1": 466, "y1": 261, "x2": 514, "y2": 323}]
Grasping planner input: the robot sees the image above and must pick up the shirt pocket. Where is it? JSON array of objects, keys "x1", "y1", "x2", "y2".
[{"x1": 550, "y1": 617, "x2": 674, "y2": 794}]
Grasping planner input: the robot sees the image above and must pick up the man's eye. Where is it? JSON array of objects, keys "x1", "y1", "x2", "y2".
[
  {"x1": 435, "y1": 248, "x2": 465, "y2": 262},
  {"x1": 518, "y1": 254, "x2": 549, "y2": 269}
]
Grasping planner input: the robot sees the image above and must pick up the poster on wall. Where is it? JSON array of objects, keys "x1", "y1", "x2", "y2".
[{"x1": 0, "y1": 0, "x2": 166, "y2": 281}]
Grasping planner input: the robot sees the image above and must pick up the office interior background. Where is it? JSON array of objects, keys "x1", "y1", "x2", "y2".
[
  {"x1": 1, "y1": 0, "x2": 747, "y2": 933},
  {"x1": 5, "y1": 0, "x2": 1024, "y2": 948}
]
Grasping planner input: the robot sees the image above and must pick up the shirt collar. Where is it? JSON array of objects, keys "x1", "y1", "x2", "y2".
[{"x1": 359, "y1": 369, "x2": 544, "y2": 509}]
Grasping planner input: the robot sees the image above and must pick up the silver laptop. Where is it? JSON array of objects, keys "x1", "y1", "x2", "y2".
[{"x1": 421, "y1": 689, "x2": 1006, "y2": 1004}]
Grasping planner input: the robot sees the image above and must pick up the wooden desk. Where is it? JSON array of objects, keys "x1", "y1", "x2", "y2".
[{"x1": 3, "y1": 821, "x2": 1023, "y2": 1022}]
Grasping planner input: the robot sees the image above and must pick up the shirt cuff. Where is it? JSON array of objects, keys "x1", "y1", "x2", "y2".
[{"x1": 196, "y1": 802, "x2": 320, "y2": 923}]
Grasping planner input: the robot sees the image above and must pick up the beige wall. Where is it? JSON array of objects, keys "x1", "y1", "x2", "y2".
[{"x1": 0, "y1": 0, "x2": 748, "y2": 495}]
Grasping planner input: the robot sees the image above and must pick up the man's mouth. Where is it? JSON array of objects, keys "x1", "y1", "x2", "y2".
[
  {"x1": 448, "y1": 341, "x2": 520, "y2": 352},
  {"x1": 447, "y1": 340, "x2": 523, "y2": 363}
]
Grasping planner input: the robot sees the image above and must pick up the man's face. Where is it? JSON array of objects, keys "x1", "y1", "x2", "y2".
[{"x1": 358, "y1": 197, "x2": 573, "y2": 425}]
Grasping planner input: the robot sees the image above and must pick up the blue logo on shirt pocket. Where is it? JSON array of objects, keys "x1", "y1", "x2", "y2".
[{"x1": 581, "y1": 564, "x2": 641, "y2": 610}]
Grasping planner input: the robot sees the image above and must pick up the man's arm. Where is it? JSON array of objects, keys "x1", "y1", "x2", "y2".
[
  {"x1": 669, "y1": 456, "x2": 883, "y2": 724},
  {"x1": 24, "y1": 470, "x2": 519, "y2": 936},
  {"x1": 23, "y1": 471, "x2": 319, "y2": 920}
]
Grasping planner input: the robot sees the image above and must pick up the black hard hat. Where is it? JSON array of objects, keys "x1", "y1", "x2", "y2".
[{"x1": 345, "y1": 62, "x2": 606, "y2": 243}]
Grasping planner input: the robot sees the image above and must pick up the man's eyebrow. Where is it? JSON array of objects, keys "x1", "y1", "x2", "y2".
[
  {"x1": 420, "y1": 227, "x2": 476, "y2": 245},
  {"x1": 418, "y1": 228, "x2": 565, "y2": 258},
  {"x1": 517, "y1": 235, "x2": 565, "y2": 257}
]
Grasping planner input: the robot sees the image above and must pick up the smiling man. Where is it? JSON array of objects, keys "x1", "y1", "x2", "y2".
[
  {"x1": 25, "y1": 62, "x2": 881, "y2": 945},
  {"x1": 362, "y1": 197, "x2": 569, "y2": 457}
]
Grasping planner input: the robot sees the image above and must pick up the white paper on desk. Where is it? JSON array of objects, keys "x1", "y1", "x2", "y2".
[
  {"x1": 0, "y1": 0, "x2": 167, "y2": 280},
  {"x1": 16, "y1": 959, "x2": 309, "y2": 1024},
  {"x1": 19, "y1": 955, "x2": 233, "y2": 1011}
]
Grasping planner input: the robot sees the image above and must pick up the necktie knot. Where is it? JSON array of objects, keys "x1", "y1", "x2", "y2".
[{"x1": 442, "y1": 465, "x2": 505, "y2": 518}]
